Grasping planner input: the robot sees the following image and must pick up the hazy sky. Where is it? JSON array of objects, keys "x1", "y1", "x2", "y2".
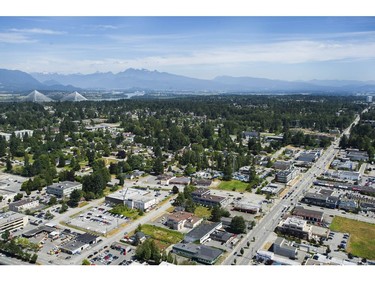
[{"x1": 1, "y1": 17, "x2": 375, "y2": 81}]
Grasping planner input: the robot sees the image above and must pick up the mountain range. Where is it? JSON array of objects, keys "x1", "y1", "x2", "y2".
[{"x1": 1, "y1": 68, "x2": 375, "y2": 93}]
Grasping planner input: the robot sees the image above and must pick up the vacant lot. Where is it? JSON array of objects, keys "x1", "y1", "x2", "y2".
[
  {"x1": 330, "y1": 216, "x2": 375, "y2": 260},
  {"x1": 194, "y1": 206, "x2": 211, "y2": 219},
  {"x1": 110, "y1": 204, "x2": 140, "y2": 219},
  {"x1": 140, "y1": 224, "x2": 183, "y2": 245},
  {"x1": 217, "y1": 180, "x2": 248, "y2": 192}
]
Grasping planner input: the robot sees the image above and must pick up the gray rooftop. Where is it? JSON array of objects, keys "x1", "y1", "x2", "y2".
[
  {"x1": 0, "y1": 211, "x2": 26, "y2": 224},
  {"x1": 60, "y1": 240, "x2": 86, "y2": 251},
  {"x1": 185, "y1": 221, "x2": 221, "y2": 241},
  {"x1": 48, "y1": 181, "x2": 81, "y2": 190}
]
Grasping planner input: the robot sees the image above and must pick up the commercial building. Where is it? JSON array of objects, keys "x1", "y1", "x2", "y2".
[
  {"x1": 157, "y1": 174, "x2": 174, "y2": 185},
  {"x1": 256, "y1": 250, "x2": 300, "y2": 265},
  {"x1": 209, "y1": 230, "x2": 233, "y2": 243},
  {"x1": 0, "y1": 211, "x2": 28, "y2": 233},
  {"x1": 191, "y1": 178, "x2": 212, "y2": 187},
  {"x1": 273, "y1": 237, "x2": 298, "y2": 259},
  {"x1": 303, "y1": 189, "x2": 340, "y2": 209},
  {"x1": 184, "y1": 221, "x2": 222, "y2": 243},
  {"x1": 292, "y1": 206, "x2": 324, "y2": 224},
  {"x1": 59, "y1": 240, "x2": 88, "y2": 255},
  {"x1": 298, "y1": 150, "x2": 321, "y2": 163},
  {"x1": 9, "y1": 199, "x2": 39, "y2": 213},
  {"x1": 261, "y1": 183, "x2": 284, "y2": 196},
  {"x1": 243, "y1": 131, "x2": 259, "y2": 140},
  {"x1": 324, "y1": 170, "x2": 361, "y2": 182},
  {"x1": 273, "y1": 161, "x2": 293, "y2": 171},
  {"x1": 46, "y1": 181, "x2": 82, "y2": 198},
  {"x1": 276, "y1": 168, "x2": 297, "y2": 183},
  {"x1": 233, "y1": 199, "x2": 261, "y2": 214},
  {"x1": 169, "y1": 177, "x2": 191, "y2": 186},
  {"x1": 338, "y1": 199, "x2": 358, "y2": 212},
  {"x1": 165, "y1": 211, "x2": 203, "y2": 230},
  {"x1": 105, "y1": 188, "x2": 157, "y2": 212},
  {"x1": 346, "y1": 150, "x2": 369, "y2": 162},
  {"x1": 191, "y1": 188, "x2": 228, "y2": 207},
  {"x1": 277, "y1": 217, "x2": 312, "y2": 240},
  {"x1": 330, "y1": 159, "x2": 357, "y2": 171},
  {"x1": 172, "y1": 243, "x2": 223, "y2": 265}
]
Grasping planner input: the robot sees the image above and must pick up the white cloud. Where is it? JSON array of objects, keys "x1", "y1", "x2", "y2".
[
  {"x1": 9, "y1": 28, "x2": 65, "y2": 35},
  {"x1": 0, "y1": 32, "x2": 36, "y2": 43}
]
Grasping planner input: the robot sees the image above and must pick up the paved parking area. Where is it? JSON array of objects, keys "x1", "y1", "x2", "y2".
[
  {"x1": 66, "y1": 205, "x2": 130, "y2": 235},
  {"x1": 89, "y1": 244, "x2": 136, "y2": 265}
]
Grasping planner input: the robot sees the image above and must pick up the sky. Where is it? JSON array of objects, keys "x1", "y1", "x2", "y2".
[{"x1": 1, "y1": 17, "x2": 375, "y2": 81}]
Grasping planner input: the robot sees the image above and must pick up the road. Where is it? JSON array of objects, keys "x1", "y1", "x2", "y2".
[{"x1": 222, "y1": 109, "x2": 364, "y2": 265}]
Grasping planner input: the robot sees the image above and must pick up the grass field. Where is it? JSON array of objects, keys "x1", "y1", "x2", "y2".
[
  {"x1": 217, "y1": 180, "x2": 249, "y2": 192},
  {"x1": 330, "y1": 216, "x2": 375, "y2": 260},
  {"x1": 140, "y1": 224, "x2": 183, "y2": 245},
  {"x1": 109, "y1": 204, "x2": 140, "y2": 220},
  {"x1": 194, "y1": 206, "x2": 212, "y2": 219}
]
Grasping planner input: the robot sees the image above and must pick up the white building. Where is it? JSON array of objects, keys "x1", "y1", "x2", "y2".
[
  {"x1": 46, "y1": 181, "x2": 82, "y2": 198},
  {"x1": 367, "y1": 96, "x2": 373, "y2": 103},
  {"x1": 105, "y1": 188, "x2": 158, "y2": 212},
  {"x1": 0, "y1": 211, "x2": 29, "y2": 233},
  {"x1": 0, "y1": 132, "x2": 12, "y2": 141},
  {"x1": 9, "y1": 199, "x2": 39, "y2": 213},
  {"x1": 14, "y1": 130, "x2": 33, "y2": 139}
]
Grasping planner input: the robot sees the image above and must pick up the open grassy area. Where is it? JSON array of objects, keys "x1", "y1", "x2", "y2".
[
  {"x1": 109, "y1": 204, "x2": 140, "y2": 220},
  {"x1": 194, "y1": 206, "x2": 211, "y2": 219},
  {"x1": 330, "y1": 216, "x2": 375, "y2": 260},
  {"x1": 217, "y1": 180, "x2": 249, "y2": 192},
  {"x1": 140, "y1": 224, "x2": 183, "y2": 245}
]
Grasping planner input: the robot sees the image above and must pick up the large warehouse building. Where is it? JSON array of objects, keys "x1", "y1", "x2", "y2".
[{"x1": 105, "y1": 188, "x2": 158, "y2": 212}]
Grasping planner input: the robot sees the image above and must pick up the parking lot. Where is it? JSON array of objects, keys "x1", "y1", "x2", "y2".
[
  {"x1": 89, "y1": 243, "x2": 136, "y2": 265},
  {"x1": 66, "y1": 205, "x2": 130, "y2": 235}
]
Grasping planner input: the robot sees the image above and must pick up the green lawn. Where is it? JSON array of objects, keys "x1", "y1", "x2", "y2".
[
  {"x1": 109, "y1": 204, "x2": 140, "y2": 220},
  {"x1": 330, "y1": 216, "x2": 375, "y2": 260},
  {"x1": 194, "y1": 206, "x2": 212, "y2": 219},
  {"x1": 140, "y1": 224, "x2": 183, "y2": 244},
  {"x1": 217, "y1": 180, "x2": 249, "y2": 192}
]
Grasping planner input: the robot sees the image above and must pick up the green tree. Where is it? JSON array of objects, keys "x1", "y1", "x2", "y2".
[
  {"x1": 230, "y1": 216, "x2": 247, "y2": 234},
  {"x1": 57, "y1": 155, "x2": 66, "y2": 168},
  {"x1": 82, "y1": 259, "x2": 91, "y2": 265},
  {"x1": 6, "y1": 157, "x2": 12, "y2": 172},
  {"x1": 1, "y1": 230, "x2": 10, "y2": 241},
  {"x1": 210, "y1": 205, "x2": 230, "y2": 222},
  {"x1": 68, "y1": 189, "x2": 82, "y2": 207},
  {"x1": 152, "y1": 157, "x2": 164, "y2": 175},
  {"x1": 0, "y1": 137, "x2": 6, "y2": 157},
  {"x1": 30, "y1": 253, "x2": 38, "y2": 264},
  {"x1": 59, "y1": 203, "x2": 68, "y2": 213},
  {"x1": 48, "y1": 196, "x2": 57, "y2": 206},
  {"x1": 172, "y1": 186, "x2": 179, "y2": 194}
]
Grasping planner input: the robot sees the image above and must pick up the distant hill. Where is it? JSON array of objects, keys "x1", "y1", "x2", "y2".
[
  {"x1": 1, "y1": 67, "x2": 375, "y2": 93},
  {"x1": 0, "y1": 69, "x2": 80, "y2": 91},
  {"x1": 31, "y1": 68, "x2": 375, "y2": 92}
]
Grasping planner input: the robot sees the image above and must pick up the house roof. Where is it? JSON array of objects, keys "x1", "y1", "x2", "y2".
[{"x1": 167, "y1": 211, "x2": 195, "y2": 223}]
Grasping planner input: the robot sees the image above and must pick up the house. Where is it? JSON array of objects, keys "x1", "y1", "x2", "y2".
[
  {"x1": 276, "y1": 168, "x2": 297, "y2": 183},
  {"x1": 46, "y1": 181, "x2": 82, "y2": 198},
  {"x1": 243, "y1": 131, "x2": 259, "y2": 140},
  {"x1": 273, "y1": 237, "x2": 298, "y2": 259},
  {"x1": 0, "y1": 132, "x2": 11, "y2": 141},
  {"x1": 0, "y1": 212, "x2": 29, "y2": 233},
  {"x1": 9, "y1": 199, "x2": 39, "y2": 213},
  {"x1": 172, "y1": 243, "x2": 223, "y2": 265},
  {"x1": 14, "y1": 130, "x2": 33, "y2": 139},
  {"x1": 184, "y1": 221, "x2": 222, "y2": 243},
  {"x1": 292, "y1": 206, "x2": 324, "y2": 224},
  {"x1": 277, "y1": 217, "x2": 312, "y2": 240},
  {"x1": 165, "y1": 211, "x2": 203, "y2": 230},
  {"x1": 191, "y1": 188, "x2": 228, "y2": 207}
]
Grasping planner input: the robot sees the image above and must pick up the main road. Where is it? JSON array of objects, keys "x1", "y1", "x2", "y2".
[{"x1": 222, "y1": 110, "x2": 364, "y2": 265}]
